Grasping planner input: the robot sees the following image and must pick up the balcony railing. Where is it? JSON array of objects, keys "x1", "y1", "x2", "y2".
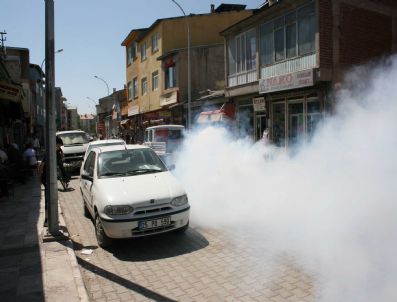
[
  {"x1": 261, "y1": 53, "x2": 317, "y2": 79},
  {"x1": 228, "y1": 69, "x2": 257, "y2": 87}
]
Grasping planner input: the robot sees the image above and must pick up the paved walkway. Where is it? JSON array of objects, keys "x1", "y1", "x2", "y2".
[{"x1": 0, "y1": 175, "x2": 88, "y2": 302}]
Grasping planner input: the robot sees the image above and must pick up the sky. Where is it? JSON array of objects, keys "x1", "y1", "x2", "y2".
[{"x1": 1, "y1": 0, "x2": 264, "y2": 115}]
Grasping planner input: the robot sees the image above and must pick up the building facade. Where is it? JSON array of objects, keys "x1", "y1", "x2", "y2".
[
  {"x1": 222, "y1": 0, "x2": 397, "y2": 147},
  {"x1": 121, "y1": 3, "x2": 254, "y2": 135},
  {"x1": 29, "y1": 64, "x2": 45, "y2": 145},
  {"x1": 79, "y1": 114, "x2": 96, "y2": 135},
  {"x1": 0, "y1": 47, "x2": 31, "y2": 148}
]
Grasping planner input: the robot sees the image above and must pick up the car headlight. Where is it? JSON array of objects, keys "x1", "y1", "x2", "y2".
[
  {"x1": 171, "y1": 195, "x2": 188, "y2": 207},
  {"x1": 104, "y1": 205, "x2": 133, "y2": 215}
]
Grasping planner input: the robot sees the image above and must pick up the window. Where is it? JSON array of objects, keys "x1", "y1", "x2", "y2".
[
  {"x1": 286, "y1": 12, "x2": 297, "y2": 58},
  {"x1": 260, "y1": 22, "x2": 273, "y2": 65},
  {"x1": 127, "y1": 42, "x2": 137, "y2": 64},
  {"x1": 227, "y1": 28, "x2": 257, "y2": 76},
  {"x1": 141, "y1": 77, "x2": 147, "y2": 96},
  {"x1": 127, "y1": 81, "x2": 133, "y2": 100},
  {"x1": 165, "y1": 65, "x2": 176, "y2": 89},
  {"x1": 141, "y1": 42, "x2": 147, "y2": 61},
  {"x1": 274, "y1": 17, "x2": 285, "y2": 61},
  {"x1": 152, "y1": 70, "x2": 158, "y2": 91},
  {"x1": 260, "y1": 2, "x2": 315, "y2": 66},
  {"x1": 298, "y1": 3, "x2": 315, "y2": 55},
  {"x1": 133, "y1": 78, "x2": 138, "y2": 98},
  {"x1": 152, "y1": 33, "x2": 159, "y2": 52}
]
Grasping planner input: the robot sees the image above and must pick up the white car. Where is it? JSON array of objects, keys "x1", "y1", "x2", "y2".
[
  {"x1": 83, "y1": 139, "x2": 126, "y2": 161},
  {"x1": 56, "y1": 130, "x2": 90, "y2": 170},
  {"x1": 80, "y1": 144, "x2": 190, "y2": 247}
]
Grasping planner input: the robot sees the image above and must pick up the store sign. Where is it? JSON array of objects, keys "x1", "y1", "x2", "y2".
[
  {"x1": 159, "y1": 110, "x2": 171, "y2": 118},
  {"x1": 253, "y1": 97, "x2": 266, "y2": 112},
  {"x1": 160, "y1": 91, "x2": 177, "y2": 107},
  {"x1": 128, "y1": 104, "x2": 139, "y2": 116},
  {"x1": 259, "y1": 69, "x2": 313, "y2": 93},
  {"x1": 0, "y1": 82, "x2": 21, "y2": 102}
]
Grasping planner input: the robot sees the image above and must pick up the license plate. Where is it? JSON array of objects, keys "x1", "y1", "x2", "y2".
[{"x1": 138, "y1": 216, "x2": 171, "y2": 230}]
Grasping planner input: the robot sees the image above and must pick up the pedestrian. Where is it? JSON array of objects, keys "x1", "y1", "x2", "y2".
[
  {"x1": 32, "y1": 135, "x2": 40, "y2": 152},
  {"x1": 23, "y1": 143, "x2": 38, "y2": 172},
  {"x1": 38, "y1": 137, "x2": 70, "y2": 188},
  {"x1": 262, "y1": 128, "x2": 270, "y2": 145},
  {"x1": 0, "y1": 145, "x2": 8, "y2": 164}
]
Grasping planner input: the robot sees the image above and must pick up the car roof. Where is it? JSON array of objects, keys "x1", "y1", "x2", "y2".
[
  {"x1": 146, "y1": 125, "x2": 185, "y2": 130},
  {"x1": 95, "y1": 144, "x2": 150, "y2": 153},
  {"x1": 56, "y1": 130, "x2": 86, "y2": 134},
  {"x1": 88, "y1": 139, "x2": 125, "y2": 146}
]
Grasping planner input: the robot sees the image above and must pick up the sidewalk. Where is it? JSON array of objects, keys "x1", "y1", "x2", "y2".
[{"x1": 0, "y1": 175, "x2": 89, "y2": 302}]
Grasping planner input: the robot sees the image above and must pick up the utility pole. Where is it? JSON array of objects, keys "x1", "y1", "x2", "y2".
[
  {"x1": 44, "y1": 0, "x2": 60, "y2": 235},
  {"x1": 0, "y1": 30, "x2": 7, "y2": 58}
]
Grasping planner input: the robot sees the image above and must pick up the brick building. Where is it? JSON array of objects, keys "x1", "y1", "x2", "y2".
[{"x1": 221, "y1": 0, "x2": 397, "y2": 147}]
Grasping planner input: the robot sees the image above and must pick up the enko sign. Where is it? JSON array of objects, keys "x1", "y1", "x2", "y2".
[{"x1": 259, "y1": 69, "x2": 313, "y2": 94}]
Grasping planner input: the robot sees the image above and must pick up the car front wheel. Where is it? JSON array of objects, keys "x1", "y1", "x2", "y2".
[{"x1": 95, "y1": 214, "x2": 112, "y2": 248}]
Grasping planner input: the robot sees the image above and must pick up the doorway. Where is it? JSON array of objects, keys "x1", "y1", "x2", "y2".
[{"x1": 255, "y1": 113, "x2": 267, "y2": 141}]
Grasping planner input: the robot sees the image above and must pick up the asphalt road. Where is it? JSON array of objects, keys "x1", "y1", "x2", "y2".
[{"x1": 59, "y1": 177, "x2": 314, "y2": 302}]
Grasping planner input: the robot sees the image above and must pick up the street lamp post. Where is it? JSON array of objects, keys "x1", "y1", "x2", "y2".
[
  {"x1": 171, "y1": 0, "x2": 191, "y2": 129},
  {"x1": 94, "y1": 75, "x2": 110, "y2": 96},
  {"x1": 41, "y1": 48, "x2": 63, "y2": 72}
]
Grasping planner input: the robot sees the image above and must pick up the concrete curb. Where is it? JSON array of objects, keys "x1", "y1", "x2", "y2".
[{"x1": 39, "y1": 188, "x2": 89, "y2": 302}]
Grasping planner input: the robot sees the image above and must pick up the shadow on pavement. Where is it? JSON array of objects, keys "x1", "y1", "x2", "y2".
[
  {"x1": 107, "y1": 227, "x2": 209, "y2": 262},
  {"x1": 76, "y1": 256, "x2": 177, "y2": 302},
  {"x1": 0, "y1": 176, "x2": 44, "y2": 302}
]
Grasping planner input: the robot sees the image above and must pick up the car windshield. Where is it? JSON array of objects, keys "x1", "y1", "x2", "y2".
[
  {"x1": 97, "y1": 148, "x2": 167, "y2": 178},
  {"x1": 86, "y1": 142, "x2": 125, "y2": 155},
  {"x1": 58, "y1": 133, "x2": 89, "y2": 145}
]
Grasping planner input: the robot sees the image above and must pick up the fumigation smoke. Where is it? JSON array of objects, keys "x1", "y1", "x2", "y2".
[{"x1": 174, "y1": 56, "x2": 397, "y2": 302}]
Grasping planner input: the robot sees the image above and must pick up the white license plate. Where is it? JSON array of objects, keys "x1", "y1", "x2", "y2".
[{"x1": 138, "y1": 216, "x2": 171, "y2": 230}]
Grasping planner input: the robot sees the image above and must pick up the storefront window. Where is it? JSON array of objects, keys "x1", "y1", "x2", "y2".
[
  {"x1": 272, "y1": 102, "x2": 286, "y2": 147},
  {"x1": 306, "y1": 99, "x2": 321, "y2": 139},
  {"x1": 238, "y1": 105, "x2": 254, "y2": 139},
  {"x1": 288, "y1": 101, "x2": 304, "y2": 146}
]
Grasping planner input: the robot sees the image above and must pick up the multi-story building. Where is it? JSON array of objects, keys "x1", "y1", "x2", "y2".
[
  {"x1": 79, "y1": 113, "x2": 96, "y2": 136},
  {"x1": 97, "y1": 88, "x2": 126, "y2": 139},
  {"x1": 121, "y1": 3, "x2": 254, "y2": 135},
  {"x1": 29, "y1": 64, "x2": 45, "y2": 144},
  {"x1": 0, "y1": 56, "x2": 24, "y2": 147},
  {"x1": 222, "y1": 0, "x2": 397, "y2": 147},
  {"x1": 67, "y1": 106, "x2": 79, "y2": 130},
  {"x1": 1, "y1": 47, "x2": 31, "y2": 148},
  {"x1": 60, "y1": 97, "x2": 68, "y2": 130}
]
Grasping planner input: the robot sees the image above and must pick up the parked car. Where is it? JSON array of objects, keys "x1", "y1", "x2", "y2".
[
  {"x1": 143, "y1": 125, "x2": 185, "y2": 155},
  {"x1": 56, "y1": 130, "x2": 90, "y2": 171},
  {"x1": 83, "y1": 139, "x2": 126, "y2": 161},
  {"x1": 80, "y1": 144, "x2": 190, "y2": 247},
  {"x1": 143, "y1": 125, "x2": 185, "y2": 167}
]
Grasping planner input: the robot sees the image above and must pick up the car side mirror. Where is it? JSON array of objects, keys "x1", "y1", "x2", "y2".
[
  {"x1": 167, "y1": 164, "x2": 175, "y2": 171},
  {"x1": 81, "y1": 172, "x2": 93, "y2": 182}
]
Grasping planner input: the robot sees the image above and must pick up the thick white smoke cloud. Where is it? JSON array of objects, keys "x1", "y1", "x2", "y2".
[{"x1": 174, "y1": 56, "x2": 397, "y2": 301}]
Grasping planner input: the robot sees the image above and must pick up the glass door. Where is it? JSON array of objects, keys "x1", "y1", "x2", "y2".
[
  {"x1": 272, "y1": 102, "x2": 286, "y2": 147},
  {"x1": 255, "y1": 114, "x2": 267, "y2": 141},
  {"x1": 288, "y1": 102, "x2": 304, "y2": 146}
]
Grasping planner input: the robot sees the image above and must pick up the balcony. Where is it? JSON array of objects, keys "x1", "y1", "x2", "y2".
[
  {"x1": 261, "y1": 53, "x2": 317, "y2": 79},
  {"x1": 228, "y1": 69, "x2": 257, "y2": 87}
]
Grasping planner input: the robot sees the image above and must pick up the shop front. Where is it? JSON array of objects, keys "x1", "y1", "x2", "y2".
[
  {"x1": 259, "y1": 69, "x2": 325, "y2": 149},
  {"x1": 160, "y1": 90, "x2": 183, "y2": 125},
  {"x1": 0, "y1": 81, "x2": 25, "y2": 147}
]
